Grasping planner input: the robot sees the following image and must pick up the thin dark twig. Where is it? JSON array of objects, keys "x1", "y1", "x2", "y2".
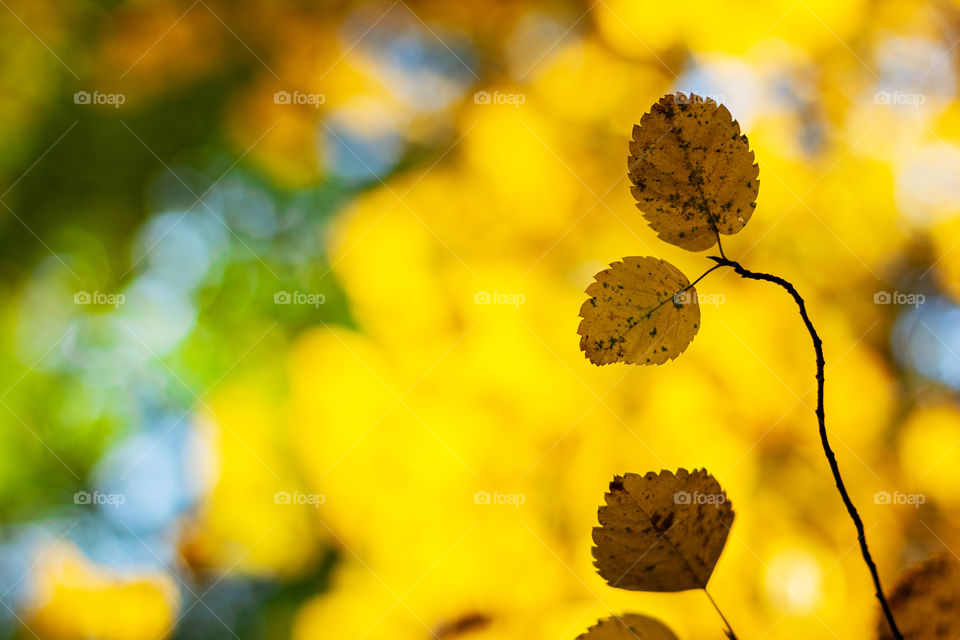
[
  {"x1": 704, "y1": 588, "x2": 739, "y2": 640},
  {"x1": 689, "y1": 263, "x2": 725, "y2": 289},
  {"x1": 639, "y1": 263, "x2": 725, "y2": 318},
  {"x1": 707, "y1": 255, "x2": 903, "y2": 640}
]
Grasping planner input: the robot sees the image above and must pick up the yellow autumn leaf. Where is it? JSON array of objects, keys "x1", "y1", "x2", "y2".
[
  {"x1": 578, "y1": 256, "x2": 700, "y2": 366},
  {"x1": 877, "y1": 553, "x2": 960, "y2": 640},
  {"x1": 629, "y1": 93, "x2": 759, "y2": 251},
  {"x1": 593, "y1": 469, "x2": 734, "y2": 592},
  {"x1": 576, "y1": 614, "x2": 680, "y2": 640}
]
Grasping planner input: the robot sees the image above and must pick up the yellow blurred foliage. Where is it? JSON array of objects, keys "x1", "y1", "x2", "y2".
[
  {"x1": 179, "y1": 381, "x2": 324, "y2": 578},
  {"x1": 901, "y1": 405, "x2": 960, "y2": 503},
  {"x1": 38, "y1": 1, "x2": 957, "y2": 638},
  {"x1": 27, "y1": 542, "x2": 179, "y2": 640}
]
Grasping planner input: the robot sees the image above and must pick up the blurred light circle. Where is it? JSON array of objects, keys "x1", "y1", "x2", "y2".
[
  {"x1": 764, "y1": 547, "x2": 824, "y2": 613},
  {"x1": 892, "y1": 297, "x2": 960, "y2": 389}
]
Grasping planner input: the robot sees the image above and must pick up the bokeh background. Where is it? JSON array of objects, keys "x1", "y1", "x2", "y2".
[{"x1": 1, "y1": 0, "x2": 959, "y2": 638}]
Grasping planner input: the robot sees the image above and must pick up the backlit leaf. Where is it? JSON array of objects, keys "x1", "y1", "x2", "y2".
[
  {"x1": 576, "y1": 613, "x2": 680, "y2": 640},
  {"x1": 877, "y1": 553, "x2": 960, "y2": 640},
  {"x1": 578, "y1": 256, "x2": 700, "y2": 366},
  {"x1": 629, "y1": 93, "x2": 759, "y2": 251},
  {"x1": 593, "y1": 469, "x2": 734, "y2": 592}
]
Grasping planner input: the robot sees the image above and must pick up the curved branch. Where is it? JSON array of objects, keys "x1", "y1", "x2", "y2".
[{"x1": 708, "y1": 255, "x2": 903, "y2": 640}]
